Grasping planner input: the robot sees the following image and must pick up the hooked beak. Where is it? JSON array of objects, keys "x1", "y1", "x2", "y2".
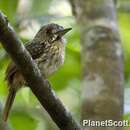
[{"x1": 55, "y1": 28, "x2": 72, "y2": 37}]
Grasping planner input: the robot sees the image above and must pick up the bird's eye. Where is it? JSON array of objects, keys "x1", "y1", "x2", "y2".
[
  {"x1": 56, "y1": 35, "x2": 60, "y2": 40},
  {"x1": 51, "y1": 34, "x2": 58, "y2": 42}
]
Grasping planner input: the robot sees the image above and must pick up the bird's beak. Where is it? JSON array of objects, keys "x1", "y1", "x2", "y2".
[{"x1": 55, "y1": 28, "x2": 72, "y2": 37}]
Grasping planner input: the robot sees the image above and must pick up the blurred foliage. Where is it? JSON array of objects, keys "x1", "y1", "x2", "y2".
[
  {"x1": 11, "y1": 112, "x2": 37, "y2": 130},
  {"x1": 0, "y1": 0, "x2": 130, "y2": 130},
  {"x1": 118, "y1": 12, "x2": 130, "y2": 80},
  {"x1": 0, "y1": 0, "x2": 19, "y2": 24}
]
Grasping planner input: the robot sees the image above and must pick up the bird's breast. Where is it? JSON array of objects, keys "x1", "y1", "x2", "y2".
[{"x1": 36, "y1": 43, "x2": 65, "y2": 78}]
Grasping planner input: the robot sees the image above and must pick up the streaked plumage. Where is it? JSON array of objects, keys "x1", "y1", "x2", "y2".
[{"x1": 3, "y1": 23, "x2": 71, "y2": 121}]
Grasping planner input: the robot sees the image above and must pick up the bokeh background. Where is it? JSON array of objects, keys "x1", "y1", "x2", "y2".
[{"x1": 0, "y1": 0, "x2": 130, "y2": 130}]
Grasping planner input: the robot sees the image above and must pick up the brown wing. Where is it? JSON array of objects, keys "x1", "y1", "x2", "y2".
[
  {"x1": 25, "y1": 41, "x2": 46, "y2": 59},
  {"x1": 3, "y1": 40, "x2": 47, "y2": 121},
  {"x1": 5, "y1": 41, "x2": 46, "y2": 87}
]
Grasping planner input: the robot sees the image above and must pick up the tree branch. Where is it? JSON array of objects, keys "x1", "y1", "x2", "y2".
[{"x1": 0, "y1": 12, "x2": 82, "y2": 130}]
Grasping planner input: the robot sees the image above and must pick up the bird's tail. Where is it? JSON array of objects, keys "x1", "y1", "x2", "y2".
[
  {"x1": 3, "y1": 62, "x2": 24, "y2": 121},
  {"x1": 3, "y1": 88, "x2": 16, "y2": 121}
]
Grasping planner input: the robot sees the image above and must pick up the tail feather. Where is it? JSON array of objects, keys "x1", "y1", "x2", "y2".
[
  {"x1": 3, "y1": 89, "x2": 16, "y2": 121},
  {"x1": 5, "y1": 62, "x2": 17, "y2": 86},
  {"x1": 3, "y1": 62, "x2": 25, "y2": 121}
]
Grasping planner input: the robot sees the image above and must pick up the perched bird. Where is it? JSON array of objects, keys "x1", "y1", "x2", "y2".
[{"x1": 3, "y1": 23, "x2": 71, "y2": 121}]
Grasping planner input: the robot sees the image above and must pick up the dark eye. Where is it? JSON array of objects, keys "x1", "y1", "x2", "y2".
[
  {"x1": 50, "y1": 34, "x2": 57, "y2": 42},
  {"x1": 56, "y1": 36, "x2": 61, "y2": 40},
  {"x1": 50, "y1": 34, "x2": 61, "y2": 42}
]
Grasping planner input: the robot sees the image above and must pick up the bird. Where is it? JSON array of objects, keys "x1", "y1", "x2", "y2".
[{"x1": 3, "y1": 23, "x2": 72, "y2": 121}]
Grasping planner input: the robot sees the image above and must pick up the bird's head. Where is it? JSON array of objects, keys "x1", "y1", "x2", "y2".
[{"x1": 34, "y1": 23, "x2": 72, "y2": 44}]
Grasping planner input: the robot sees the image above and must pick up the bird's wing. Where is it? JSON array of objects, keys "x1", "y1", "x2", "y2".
[
  {"x1": 5, "y1": 41, "x2": 46, "y2": 87},
  {"x1": 5, "y1": 62, "x2": 17, "y2": 85},
  {"x1": 25, "y1": 41, "x2": 46, "y2": 59}
]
